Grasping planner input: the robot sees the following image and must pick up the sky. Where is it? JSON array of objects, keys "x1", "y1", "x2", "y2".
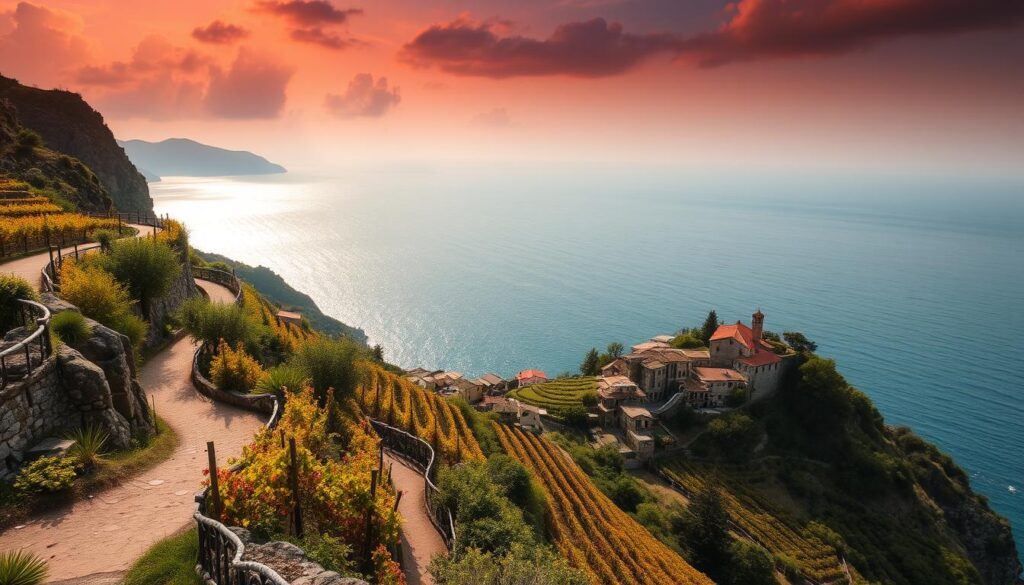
[{"x1": 1, "y1": 0, "x2": 1022, "y2": 177}]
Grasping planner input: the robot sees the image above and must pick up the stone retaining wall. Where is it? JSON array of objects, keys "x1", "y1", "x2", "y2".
[{"x1": 0, "y1": 357, "x2": 75, "y2": 477}]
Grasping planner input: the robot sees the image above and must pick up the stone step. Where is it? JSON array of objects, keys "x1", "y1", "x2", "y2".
[{"x1": 25, "y1": 437, "x2": 76, "y2": 461}]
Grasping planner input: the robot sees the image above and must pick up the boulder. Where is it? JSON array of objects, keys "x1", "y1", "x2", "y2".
[
  {"x1": 55, "y1": 344, "x2": 132, "y2": 449},
  {"x1": 75, "y1": 318, "x2": 154, "y2": 435},
  {"x1": 40, "y1": 292, "x2": 80, "y2": 315}
]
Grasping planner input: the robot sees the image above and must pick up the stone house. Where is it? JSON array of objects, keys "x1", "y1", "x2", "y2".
[
  {"x1": 494, "y1": 398, "x2": 546, "y2": 432},
  {"x1": 620, "y1": 406, "x2": 655, "y2": 461},
  {"x1": 684, "y1": 367, "x2": 747, "y2": 408},
  {"x1": 515, "y1": 369, "x2": 547, "y2": 388},
  {"x1": 709, "y1": 310, "x2": 785, "y2": 398},
  {"x1": 596, "y1": 375, "x2": 646, "y2": 426},
  {"x1": 473, "y1": 372, "x2": 507, "y2": 394},
  {"x1": 620, "y1": 347, "x2": 708, "y2": 402}
]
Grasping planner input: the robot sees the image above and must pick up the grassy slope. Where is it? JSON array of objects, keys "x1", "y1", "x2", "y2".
[
  {"x1": 507, "y1": 377, "x2": 597, "y2": 413},
  {"x1": 194, "y1": 248, "x2": 368, "y2": 344},
  {"x1": 123, "y1": 528, "x2": 203, "y2": 585}
]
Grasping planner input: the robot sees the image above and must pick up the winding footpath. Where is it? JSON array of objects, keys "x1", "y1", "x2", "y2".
[
  {"x1": 0, "y1": 245, "x2": 262, "y2": 583},
  {"x1": 384, "y1": 454, "x2": 446, "y2": 585}
]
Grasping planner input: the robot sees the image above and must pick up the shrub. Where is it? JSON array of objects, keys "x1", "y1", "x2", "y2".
[
  {"x1": 98, "y1": 238, "x2": 181, "y2": 315},
  {"x1": 14, "y1": 129, "x2": 43, "y2": 156},
  {"x1": 0, "y1": 550, "x2": 48, "y2": 585},
  {"x1": 292, "y1": 337, "x2": 364, "y2": 403},
  {"x1": 429, "y1": 544, "x2": 588, "y2": 585},
  {"x1": 724, "y1": 541, "x2": 775, "y2": 585},
  {"x1": 14, "y1": 456, "x2": 78, "y2": 495},
  {"x1": 580, "y1": 391, "x2": 598, "y2": 407},
  {"x1": 671, "y1": 334, "x2": 705, "y2": 349},
  {"x1": 256, "y1": 364, "x2": 309, "y2": 397},
  {"x1": 178, "y1": 297, "x2": 261, "y2": 352},
  {"x1": 210, "y1": 340, "x2": 265, "y2": 392},
  {"x1": 0, "y1": 274, "x2": 37, "y2": 332},
  {"x1": 50, "y1": 311, "x2": 91, "y2": 345},
  {"x1": 725, "y1": 385, "x2": 749, "y2": 407},
  {"x1": 58, "y1": 262, "x2": 146, "y2": 346},
  {"x1": 93, "y1": 229, "x2": 118, "y2": 252},
  {"x1": 66, "y1": 425, "x2": 109, "y2": 470}
]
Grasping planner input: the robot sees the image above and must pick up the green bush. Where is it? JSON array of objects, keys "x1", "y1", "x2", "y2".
[
  {"x1": 671, "y1": 334, "x2": 705, "y2": 349},
  {"x1": 256, "y1": 364, "x2": 310, "y2": 397},
  {"x1": 0, "y1": 550, "x2": 48, "y2": 585},
  {"x1": 50, "y1": 311, "x2": 91, "y2": 345},
  {"x1": 14, "y1": 129, "x2": 43, "y2": 156},
  {"x1": 292, "y1": 337, "x2": 364, "y2": 402},
  {"x1": 14, "y1": 456, "x2": 78, "y2": 495},
  {"x1": 66, "y1": 425, "x2": 109, "y2": 470},
  {"x1": 98, "y1": 238, "x2": 181, "y2": 315},
  {"x1": 209, "y1": 340, "x2": 265, "y2": 392},
  {"x1": 0, "y1": 274, "x2": 37, "y2": 332},
  {"x1": 59, "y1": 262, "x2": 147, "y2": 347},
  {"x1": 178, "y1": 297, "x2": 261, "y2": 352},
  {"x1": 93, "y1": 229, "x2": 118, "y2": 252},
  {"x1": 430, "y1": 544, "x2": 587, "y2": 585}
]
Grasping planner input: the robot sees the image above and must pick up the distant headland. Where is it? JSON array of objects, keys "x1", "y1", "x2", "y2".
[{"x1": 118, "y1": 137, "x2": 286, "y2": 182}]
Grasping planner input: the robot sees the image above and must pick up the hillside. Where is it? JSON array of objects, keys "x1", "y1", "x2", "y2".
[
  {"x1": 119, "y1": 138, "x2": 286, "y2": 180},
  {"x1": 0, "y1": 75, "x2": 151, "y2": 212},
  {"x1": 194, "y1": 248, "x2": 368, "y2": 344},
  {"x1": 658, "y1": 354, "x2": 1023, "y2": 585},
  {"x1": 0, "y1": 99, "x2": 111, "y2": 212}
]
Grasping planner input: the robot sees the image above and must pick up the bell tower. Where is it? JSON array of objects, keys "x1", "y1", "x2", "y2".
[{"x1": 751, "y1": 309, "x2": 764, "y2": 352}]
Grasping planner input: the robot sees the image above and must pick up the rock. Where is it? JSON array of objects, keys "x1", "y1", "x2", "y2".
[
  {"x1": 240, "y1": 539, "x2": 370, "y2": 585},
  {"x1": 75, "y1": 319, "x2": 154, "y2": 435},
  {"x1": 40, "y1": 293, "x2": 80, "y2": 316},
  {"x1": 55, "y1": 344, "x2": 132, "y2": 449},
  {"x1": 24, "y1": 437, "x2": 75, "y2": 461}
]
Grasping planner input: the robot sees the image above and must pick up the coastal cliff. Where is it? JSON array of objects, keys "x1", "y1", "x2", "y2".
[
  {"x1": 0, "y1": 98, "x2": 110, "y2": 211},
  {"x1": 0, "y1": 76, "x2": 152, "y2": 212}
]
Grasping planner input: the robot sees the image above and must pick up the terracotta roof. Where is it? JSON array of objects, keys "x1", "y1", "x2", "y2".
[
  {"x1": 710, "y1": 321, "x2": 773, "y2": 352},
  {"x1": 620, "y1": 405, "x2": 653, "y2": 419},
  {"x1": 694, "y1": 367, "x2": 747, "y2": 383},
  {"x1": 276, "y1": 310, "x2": 301, "y2": 320},
  {"x1": 479, "y1": 373, "x2": 505, "y2": 385},
  {"x1": 642, "y1": 359, "x2": 665, "y2": 369},
  {"x1": 631, "y1": 340, "x2": 670, "y2": 353},
  {"x1": 681, "y1": 349, "x2": 711, "y2": 360},
  {"x1": 738, "y1": 351, "x2": 782, "y2": 367},
  {"x1": 516, "y1": 369, "x2": 547, "y2": 381}
]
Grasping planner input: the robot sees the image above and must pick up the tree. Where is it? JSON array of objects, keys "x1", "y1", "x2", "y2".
[
  {"x1": 724, "y1": 541, "x2": 775, "y2": 585},
  {"x1": 178, "y1": 297, "x2": 262, "y2": 353},
  {"x1": 560, "y1": 405, "x2": 589, "y2": 428},
  {"x1": 371, "y1": 344, "x2": 385, "y2": 362},
  {"x1": 701, "y1": 310, "x2": 720, "y2": 344},
  {"x1": 580, "y1": 347, "x2": 600, "y2": 375},
  {"x1": 671, "y1": 333, "x2": 705, "y2": 349},
  {"x1": 580, "y1": 391, "x2": 599, "y2": 407},
  {"x1": 606, "y1": 342, "x2": 624, "y2": 359},
  {"x1": 99, "y1": 238, "x2": 181, "y2": 316},
  {"x1": 682, "y1": 486, "x2": 732, "y2": 578},
  {"x1": 783, "y1": 331, "x2": 817, "y2": 353},
  {"x1": 14, "y1": 128, "x2": 43, "y2": 155},
  {"x1": 292, "y1": 337, "x2": 365, "y2": 403},
  {"x1": 725, "y1": 385, "x2": 749, "y2": 407},
  {"x1": 708, "y1": 413, "x2": 759, "y2": 460}
]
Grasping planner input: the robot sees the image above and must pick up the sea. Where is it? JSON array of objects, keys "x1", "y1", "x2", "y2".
[{"x1": 150, "y1": 164, "x2": 1024, "y2": 555}]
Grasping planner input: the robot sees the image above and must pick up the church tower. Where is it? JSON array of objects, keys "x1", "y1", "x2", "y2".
[{"x1": 751, "y1": 309, "x2": 764, "y2": 353}]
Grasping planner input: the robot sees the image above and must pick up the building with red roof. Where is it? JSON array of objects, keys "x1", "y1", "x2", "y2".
[
  {"x1": 515, "y1": 369, "x2": 547, "y2": 388},
  {"x1": 709, "y1": 309, "x2": 786, "y2": 399}
]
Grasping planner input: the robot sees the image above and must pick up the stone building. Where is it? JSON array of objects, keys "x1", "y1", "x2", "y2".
[{"x1": 709, "y1": 310, "x2": 785, "y2": 399}]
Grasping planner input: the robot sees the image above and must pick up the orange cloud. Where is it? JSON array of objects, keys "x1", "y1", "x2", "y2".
[
  {"x1": 0, "y1": 2, "x2": 90, "y2": 87},
  {"x1": 192, "y1": 21, "x2": 250, "y2": 45},
  {"x1": 206, "y1": 48, "x2": 294, "y2": 119},
  {"x1": 324, "y1": 73, "x2": 400, "y2": 118},
  {"x1": 400, "y1": 17, "x2": 681, "y2": 78},
  {"x1": 682, "y1": 0, "x2": 1024, "y2": 67},
  {"x1": 253, "y1": 0, "x2": 361, "y2": 26}
]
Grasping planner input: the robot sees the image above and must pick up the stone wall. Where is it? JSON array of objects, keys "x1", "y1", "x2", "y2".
[
  {"x1": 1, "y1": 296, "x2": 157, "y2": 476},
  {"x1": 144, "y1": 251, "x2": 200, "y2": 349},
  {"x1": 0, "y1": 357, "x2": 77, "y2": 477},
  {"x1": 229, "y1": 528, "x2": 370, "y2": 585}
]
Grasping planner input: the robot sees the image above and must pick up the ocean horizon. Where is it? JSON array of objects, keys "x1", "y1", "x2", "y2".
[{"x1": 151, "y1": 164, "x2": 1024, "y2": 556}]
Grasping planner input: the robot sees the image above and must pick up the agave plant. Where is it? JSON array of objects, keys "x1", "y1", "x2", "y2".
[
  {"x1": 66, "y1": 425, "x2": 109, "y2": 470},
  {"x1": 0, "y1": 550, "x2": 48, "y2": 585}
]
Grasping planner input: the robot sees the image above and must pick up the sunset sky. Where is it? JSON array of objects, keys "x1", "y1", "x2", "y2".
[{"x1": 1, "y1": 0, "x2": 1022, "y2": 176}]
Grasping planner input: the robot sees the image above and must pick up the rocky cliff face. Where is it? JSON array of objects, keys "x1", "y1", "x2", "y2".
[
  {"x1": 0, "y1": 75, "x2": 152, "y2": 212},
  {"x1": 0, "y1": 98, "x2": 111, "y2": 211}
]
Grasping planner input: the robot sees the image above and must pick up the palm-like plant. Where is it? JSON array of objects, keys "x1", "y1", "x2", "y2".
[
  {"x1": 0, "y1": 550, "x2": 48, "y2": 585},
  {"x1": 66, "y1": 425, "x2": 109, "y2": 470}
]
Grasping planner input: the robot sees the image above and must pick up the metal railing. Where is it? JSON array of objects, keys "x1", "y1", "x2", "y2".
[
  {"x1": 82, "y1": 210, "x2": 167, "y2": 230},
  {"x1": 193, "y1": 396, "x2": 286, "y2": 585},
  {"x1": 369, "y1": 419, "x2": 456, "y2": 550},
  {"x1": 0, "y1": 300, "x2": 52, "y2": 391},
  {"x1": 40, "y1": 242, "x2": 101, "y2": 293},
  {"x1": 192, "y1": 266, "x2": 242, "y2": 303}
]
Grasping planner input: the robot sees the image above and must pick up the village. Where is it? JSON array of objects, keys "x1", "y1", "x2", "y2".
[{"x1": 404, "y1": 309, "x2": 796, "y2": 462}]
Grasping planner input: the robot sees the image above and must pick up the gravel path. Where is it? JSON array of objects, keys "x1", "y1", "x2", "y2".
[
  {"x1": 0, "y1": 244, "x2": 263, "y2": 581},
  {"x1": 385, "y1": 453, "x2": 446, "y2": 585}
]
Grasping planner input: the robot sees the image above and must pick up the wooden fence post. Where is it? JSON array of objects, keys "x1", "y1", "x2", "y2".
[
  {"x1": 289, "y1": 437, "x2": 303, "y2": 538},
  {"x1": 207, "y1": 441, "x2": 222, "y2": 520},
  {"x1": 363, "y1": 469, "x2": 379, "y2": 572}
]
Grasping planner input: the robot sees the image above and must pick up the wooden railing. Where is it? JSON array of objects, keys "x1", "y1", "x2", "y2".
[
  {"x1": 192, "y1": 266, "x2": 242, "y2": 303},
  {"x1": 0, "y1": 300, "x2": 52, "y2": 391},
  {"x1": 369, "y1": 419, "x2": 456, "y2": 550}
]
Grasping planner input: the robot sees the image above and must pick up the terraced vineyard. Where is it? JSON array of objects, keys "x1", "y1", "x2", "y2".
[
  {"x1": 0, "y1": 194, "x2": 119, "y2": 256},
  {"x1": 659, "y1": 459, "x2": 852, "y2": 585},
  {"x1": 507, "y1": 377, "x2": 597, "y2": 414},
  {"x1": 357, "y1": 365, "x2": 485, "y2": 463},
  {"x1": 240, "y1": 284, "x2": 315, "y2": 352},
  {"x1": 494, "y1": 423, "x2": 713, "y2": 585}
]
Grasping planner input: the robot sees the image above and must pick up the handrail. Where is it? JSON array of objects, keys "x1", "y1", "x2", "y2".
[
  {"x1": 369, "y1": 419, "x2": 457, "y2": 550},
  {"x1": 81, "y1": 210, "x2": 167, "y2": 229},
  {"x1": 193, "y1": 393, "x2": 284, "y2": 585},
  {"x1": 41, "y1": 242, "x2": 101, "y2": 293},
  {"x1": 192, "y1": 266, "x2": 242, "y2": 303},
  {"x1": 0, "y1": 299, "x2": 52, "y2": 391}
]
